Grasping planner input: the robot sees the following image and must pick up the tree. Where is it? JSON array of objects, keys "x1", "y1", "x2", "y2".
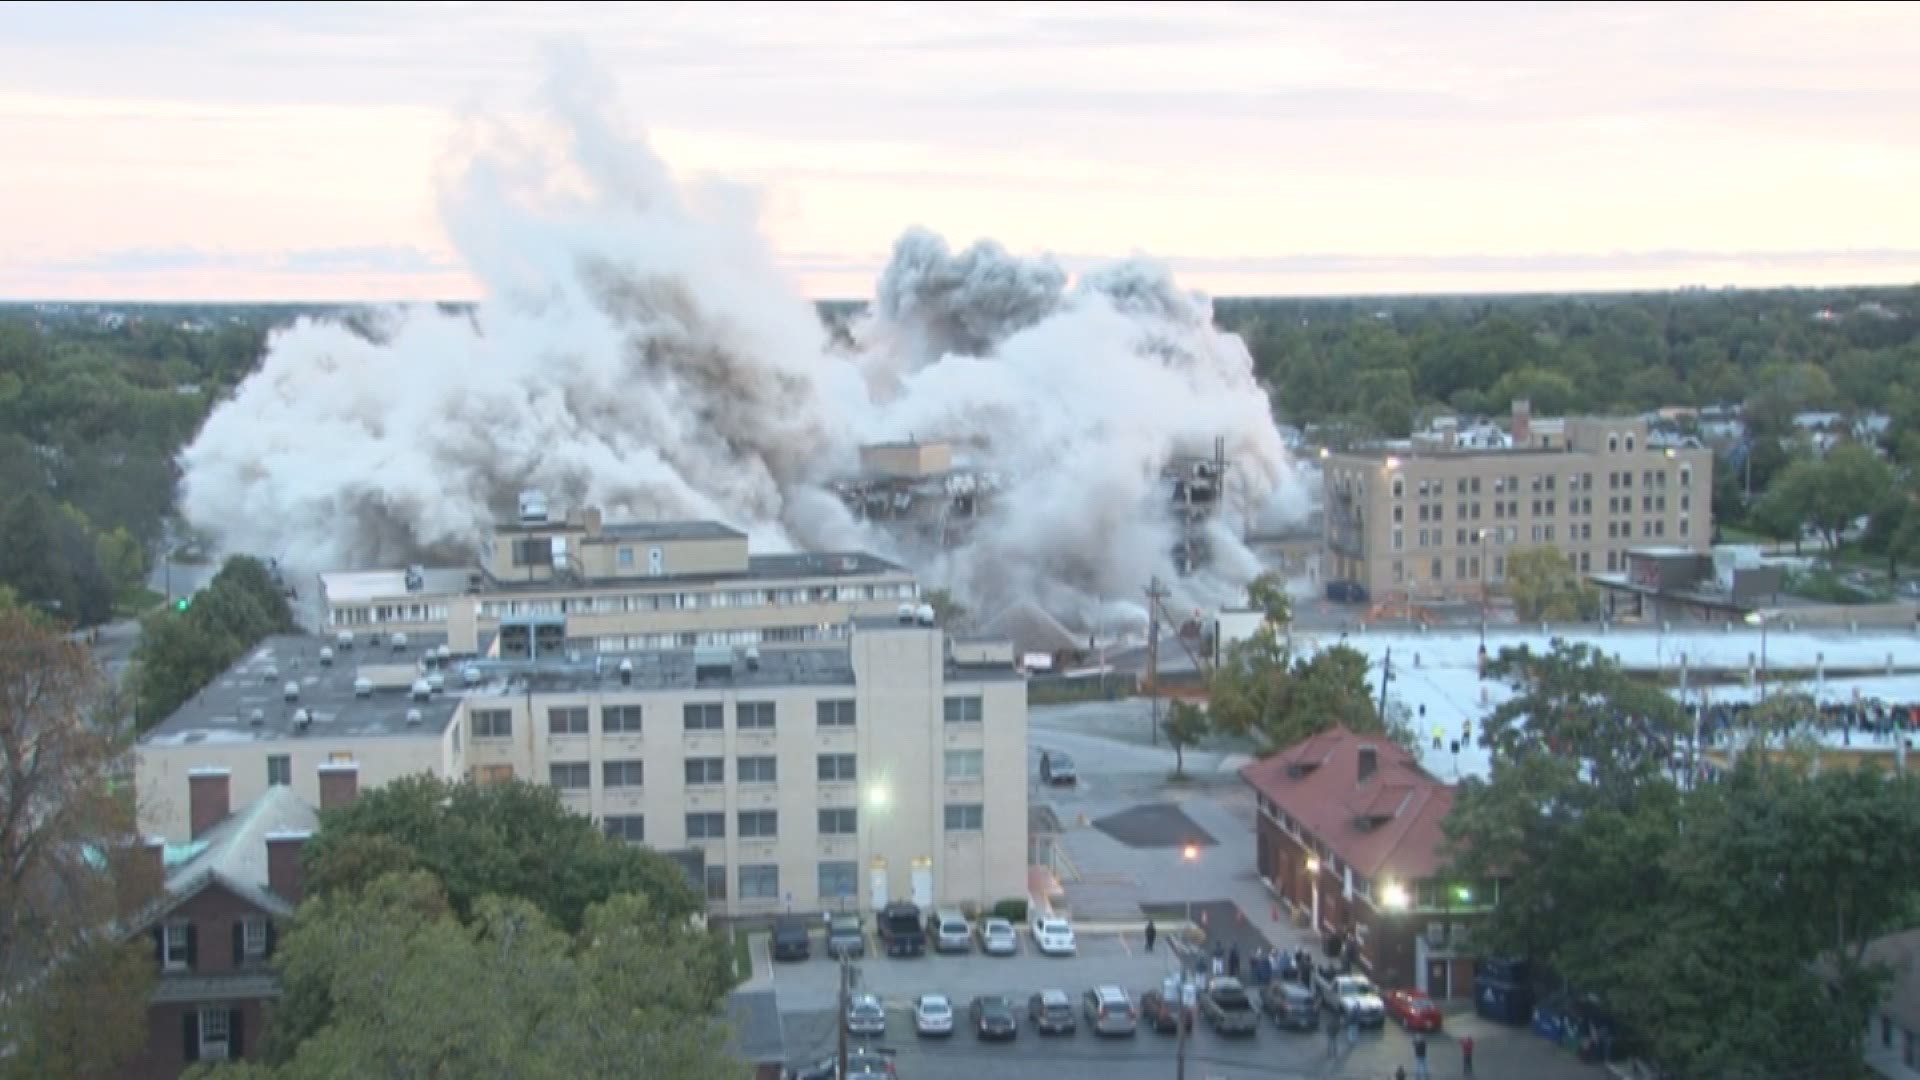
[
  {"x1": 1161, "y1": 699, "x2": 1210, "y2": 779},
  {"x1": 922, "y1": 588, "x2": 967, "y2": 629},
  {"x1": 1757, "y1": 445, "x2": 1892, "y2": 552},
  {"x1": 0, "y1": 610, "x2": 159, "y2": 1077},
  {"x1": 1245, "y1": 571, "x2": 1291, "y2": 628},
  {"x1": 1503, "y1": 545, "x2": 1599, "y2": 622},
  {"x1": 1207, "y1": 638, "x2": 1383, "y2": 753},
  {"x1": 212, "y1": 872, "x2": 740, "y2": 1080},
  {"x1": 132, "y1": 553, "x2": 295, "y2": 727}
]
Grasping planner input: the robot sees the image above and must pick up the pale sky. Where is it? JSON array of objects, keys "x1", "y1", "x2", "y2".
[{"x1": 3, "y1": 0, "x2": 1917, "y2": 301}]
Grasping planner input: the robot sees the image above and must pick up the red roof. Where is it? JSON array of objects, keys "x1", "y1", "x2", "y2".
[{"x1": 1239, "y1": 727, "x2": 1455, "y2": 882}]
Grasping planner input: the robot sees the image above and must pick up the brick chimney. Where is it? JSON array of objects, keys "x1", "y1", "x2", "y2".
[
  {"x1": 317, "y1": 761, "x2": 359, "y2": 810},
  {"x1": 1357, "y1": 745, "x2": 1378, "y2": 786},
  {"x1": 118, "y1": 836, "x2": 168, "y2": 917},
  {"x1": 1511, "y1": 399, "x2": 1532, "y2": 447},
  {"x1": 265, "y1": 831, "x2": 311, "y2": 904},
  {"x1": 188, "y1": 767, "x2": 232, "y2": 839}
]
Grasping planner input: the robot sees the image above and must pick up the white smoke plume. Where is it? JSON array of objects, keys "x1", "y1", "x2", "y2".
[{"x1": 178, "y1": 56, "x2": 1303, "y2": 633}]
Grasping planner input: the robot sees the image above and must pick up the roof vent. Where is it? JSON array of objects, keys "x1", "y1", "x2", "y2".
[
  {"x1": 404, "y1": 564, "x2": 425, "y2": 592},
  {"x1": 353, "y1": 676, "x2": 373, "y2": 698},
  {"x1": 897, "y1": 603, "x2": 916, "y2": 624},
  {"x1": 427, "y1": 672, "x2": 447, "y2": 694},
  {"x1": 283, "y1": 680, "x2": 300, "y2": 702},
  {"x1": 263, "y1": 664, "x2": 280, "y2": 683},
  {"x1": 435, "y1": 644, "x2": 452, "y2": 663},
  {"x1": 319, "y1": 646, "x2": 334, "y2": 666},
  {"x1": 293, "y1": 708, "x2": 312, "y2": 732},
  {"x1": 409, "y1": 678, "x2": 431, "y2": 702},
  {"x1": 617, "y1": 658, "x2": 633, "y2": 687},
  {"x1": 518, "y1": 489, "x2": 549, "y2": 524},
  {"x1": 745, "y1": 646, "x2": 761, "y2": 671},
  {"x1": 336, "y1": 630, "x2": 354, "y2": 650},
  {"x1": 249, "y1": 708, "x2": 265, "y2": 727},
  {"x1": 461, "y1": 665, "x2": 482, "y2": 686},
  {"x1": 916, "y1": 603, "x2": 936, "y2": 626},
  {"x1": 391, "y1": 632, "x2": 409, "y2": 653},
  {"x1": 405, "y1": 707, "x2": 423, "y2": 726}
]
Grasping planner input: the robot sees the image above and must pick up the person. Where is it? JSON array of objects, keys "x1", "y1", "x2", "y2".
[
  {"x1": 1395, "y1": 1068, "x2": 1407, "y2": 1080},
  {"x1": 1325, "y1": 1011, "x2": 1339, "y2": 1058},
  {"x1": 1413, "y1": 1034, "x2": 1430, "y2": 1080},
  {"x1": 1144, "y1": 919, "x2": 1157, "y2": 952},
  {"x1": 1228, "y1": 944, "x2": 1241, "y2": 979},
  {"x1": 1461, "y1": 1033, "x2": 1475, "y2": 1075}
]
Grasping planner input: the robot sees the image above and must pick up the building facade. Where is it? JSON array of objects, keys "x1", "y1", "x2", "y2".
[
  {"x1": 1323, "y1": 405, "x2": 1713, "y2": 604},
  {"x1": 1242, "y1": 728, "x2": 1491, "y2": 1001},
  {"x1": 316, "y1": 503, "x2": 920, "y2": 652},
  {"x1": 135, "y1": 615, "x2": 1028, "y2": 919}
]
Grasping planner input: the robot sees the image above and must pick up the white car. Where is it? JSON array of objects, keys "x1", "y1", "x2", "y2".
[
  {"x1": 979, "y1": 917, "x2": 1019, "y2": 956},
  {"x1": 914, "y1": 993, "x2": 955, "y2": 1037},
  {"x1": 1031, "y1": 915, "x2": 1077, "y2": 956}
]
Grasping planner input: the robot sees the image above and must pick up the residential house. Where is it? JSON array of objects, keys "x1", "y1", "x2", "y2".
[
  {"x1": 1857, "y1": 928, "x2": 1920, "y2": 1079},
  {"x1": 1242, "y1": 727, "x2": 1490, "y2": 1000},
  {"x1": 117, "y1": 773, "x2": 330, "y2": 1079}
]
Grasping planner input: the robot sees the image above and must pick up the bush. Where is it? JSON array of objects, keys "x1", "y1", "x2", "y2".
[{"x1": 991, "y1": 898, "x2": 1028, "y2": 922}]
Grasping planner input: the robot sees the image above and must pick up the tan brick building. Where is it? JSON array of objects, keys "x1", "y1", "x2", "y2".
[{"x1": 1323, "y1": 403, "x2": 1713, "y2": 603}]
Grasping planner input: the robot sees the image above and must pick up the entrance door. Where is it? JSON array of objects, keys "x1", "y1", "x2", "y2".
[
  {"x1": 868, "y1": 861, "x2": 888, "y2": 910},
  {"x1": 910, "y1": 862, "x2": 933, "y2": 909},
  {"x1": 1426, "y1": 958, "x2": 1451, "y2": 1000}
]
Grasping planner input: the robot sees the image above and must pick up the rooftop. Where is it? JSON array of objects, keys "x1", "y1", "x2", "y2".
[
  {"x1": 141, "y1": 633, "x2": 464, "y2": 747},
  {"x1": 478, "y1": 550, "x2": 910, "y2": 594},
  {"x1": 319, "y1": 566, "x2": 472, "y2": 604},
  {"x1": 145, "y1": 785, "x2": 319, "y2": 924},
  {"x1": 1240, "y1": 727, "x2": 1454, "y2": 882},
  {"x1": 593, "y1": 520, "x2": 746, "y2": 543}
]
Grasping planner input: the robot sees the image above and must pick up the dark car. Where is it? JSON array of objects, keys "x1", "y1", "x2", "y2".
[
  {"x1": 1140, "y1": 978, "x2": 1195, "y2": 1034},
  {"x1": 845, "y1": 1047, "x2": 897, "y2": 1079},
  {"x1": 877, "y1": 902, "x2": 926, "y2": 957},
  {"x1": 970, "y1": 995, "x2": 1019, "y2": 1041},
  {"x1": 772, "y1": 917, "x2": 812, "y2": 962},
  {"x1": 826, "y1": 915, "x2": 866, "y2": 959},
  {"x1": 1028, "y1": 989, "x2": 1076, "y2": 1034},
  {"x1": 1039, "y1": 750, "x2": 1077, "y2": 786}
]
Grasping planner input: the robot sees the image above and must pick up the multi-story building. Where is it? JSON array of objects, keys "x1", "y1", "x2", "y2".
[
  {"x1": 134, "y1": 610, "x2": 1028, "y2": 918},
  {"x1": 1323, "y1": 402, "x2": 1713, "y2": 604},
  {"x1": 316, "y1": 496, "x2": 920, "y2": 652}
]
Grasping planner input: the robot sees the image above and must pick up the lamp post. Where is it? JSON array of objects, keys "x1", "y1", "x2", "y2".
[
  {"x1": 1181, "y1": 844, "x2": 1200, "y2": 930},
  {"x1": 1744, "y1": 610, "x2": 1770, "y2": 698},
  {"x1": 866, "y1": 784, "x2": 889, "y2": 909},
  {"x1": 1305, "y1": 855, "x2": 1321, "y2": 936},
  {"x1": 1477, "y1": 529, "x2": 1491, "y2": 646}
]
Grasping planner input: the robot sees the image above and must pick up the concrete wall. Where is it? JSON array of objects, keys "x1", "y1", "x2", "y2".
[{"x1": 138, "y1": 734, "x2": 448, "y2": 842}]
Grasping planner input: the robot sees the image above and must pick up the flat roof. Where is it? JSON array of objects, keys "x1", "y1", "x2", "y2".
[
  {"x1": 320, "y1": 567, "x2": 471, "y2": 603},
  {"x1": 492, "y1": 518, "x2": 746, "y2": 541},
  {"x1": 478, "y1": 551, "x2": 910, "y2": 593},
  {"x1": 141, "y1": 634, "x2": 463, "y2": 747}
]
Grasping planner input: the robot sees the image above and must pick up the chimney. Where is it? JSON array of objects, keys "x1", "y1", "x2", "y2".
[
  {"x1": 119, "y1": 836, "x2": 167, "y2": 917},
  {"x1": 188, "y1": 767, "x2": 232, "y2": 839},
  {"x1": 1357, "y1": 745, "x2": 1378, "y2": 786},
  {"x1": 448, "y1": 597, "x2": 480, "y2": 657},
  {"x1": 582, "y1": 506, "x2": 603, "y2": 536},
  {"x1": 265, "y1": 831, "x2": 310, "y2": 904},
  {"x1": 317, "y1": 761, "x2": 359, "y2": 811},
  {"x1": 1511, "y1": 399, "x2": 1532, "y2": 447}
]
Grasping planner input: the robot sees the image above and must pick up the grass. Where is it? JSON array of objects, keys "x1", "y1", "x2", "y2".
[
  {"x1": 729, "y1": 927, "x2": 754, "y2": 984},
  {"x1": 114, "y1": 585, "x2": 165, "y2": 617}
]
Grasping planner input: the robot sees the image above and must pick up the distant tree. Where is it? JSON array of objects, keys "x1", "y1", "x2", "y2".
[
  {"x1": 1244, "y1": 572, "x2": 1291, "y2": 628},
  {"x1": 1488, "y1": 367, "x2": 1579, "y2": 417},
  {"x1": 1756, "y1": 445, "x2": 1891, "y2": 553},
  {"x1": 1503, "y1": 546, "x2": 1598, "y2": 622},
  {"x1": 922, "y1": 588, "x2": 967, "y2": 629},
  {"x1": 1208, "y1": 639, "x2": 1382, "y2": 753},
  {"x1": 132, "y1": 554, "x2": 295, "y2": 727},
  {"x1": 1162, "y1": 699, "x2": 1210, "y2": 779}
]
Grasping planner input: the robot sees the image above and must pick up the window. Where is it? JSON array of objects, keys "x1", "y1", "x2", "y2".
[
  {"x1": 739, "y1": 865, "x2": 779, "y2": 900},
  {"x1": 687, "y1": 812, "x2": 725, "y2": 839},
  {"x1": 943, "y1": 696, "x2": 983, "y2": 723},
  {"x1": 739, "y1": 810, "x2": 778, "y2": 838},
  {"x1": 548, "y1": 706, "x2": 589, "y2": 735},
  {"x1": 549, "y1": 762, "x2": 590, "y2": 790},
  {"x1": 163, "y1": 920, "x2": 192, "y2": 971},
  {"x1": 819, "y1": 807, "x2": 857, "y2": 835},
  {"x1": 819, "y1": 861, "x2": 859, "y2": 903},
  {"x1": 267, "y1": 754, "x2": 291, "y2": 787},
  {"x1": 685, "y1": 758, "x2": 724, "y2": 785},
  {"x1": 817, "y1": 699, "x2": 856, "y2": 727},
  {"x1": 618, "y1": 546, "x2": 635, "y2": 568},
  {"x1": 511, "y1": 536, "x2": 552, "y2": 567},
  {"x1": 604, "y1": 815, "x2": 644, "y2": 842},
  {"x1": 944, "y1": 749, "x2": 984, "y2": 780},
  {"x1": 602, "y1": 705, "x2": 643, "y2": 733},
  {"x1": 737, "y1": 701, "x2": 776, "y2": 730},
  {"x1": 944, "y1": 803, "x2": 984, "y2": 831},
  {"x1": 473, "y1": 764, "x2": 514, "y2": 785},
  {"x1": 818, "y1": 753, "x2": 857, "y2": 782},
  {"x1": 705, "y1": 864, "x2": 727, "y2": 901},
  {"x1": 1430, "y1": 557, "x2": 1442, "y2": 580},
  {"x1": 1391, "y1": 476, "x2": 1404, "y2": 499},
  {"x1": 242, "y1": 916, "x2": 267, "y2": 960},
  {"x1": 198, "y1": 1006, "x2": 232, "y2": 1061},
  {"x1": 603, "y1": 759, "x2": 644, "y2": 788},
  {"x1": 473, "y1": 709, "x2": 513, "y2": 738},
  {"x1": 738, "y1": 755, "x2": 777, "y2": 783},
  {"x1": 1625, "y1": 433, "x2": 1635, "y2": 452},
  {"x1": 684, "y1": 703, "x2": 724, "y2": 731}
]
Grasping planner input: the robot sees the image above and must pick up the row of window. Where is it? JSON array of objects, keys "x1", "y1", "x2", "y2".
[
  {"x1": 589, "y1": 624, "x2": 847, "y2": 650},
  {"x1": 697, "y1": 862, "x2": 847, "y2": 903},
  {"x1": 548, "y1": 749, "x2": 987, "y2": 790},
  {"x1": 472, "y1": 697, "x2": 984, "y2": 739},
  {"x1": 600, "y1": 803, "x2": 987, "y2": 846},
  {"x1": 1393, "y1": 463, "x2": 1691, "y2": 502},
  {"x1": 478, "y1": 580, "x2": 917, "y2": 620}
]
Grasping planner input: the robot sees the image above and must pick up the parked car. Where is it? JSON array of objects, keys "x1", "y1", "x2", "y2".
[
  {"x1": 1031, "y1": 915, "x2": 1077, "y2": 956},
  {"x1": 1200, "y1": 977, "x2": 1259, "y2": 1036},
  {"x1": 913, "y1": 993, "x2": 955, "y2": 1037},
  {"x1": 1262, "y1": 980, "x2": 1320, "y2": 1032},
  {"x1": 1314, "y1": 969, "x2": 1386, "y2": 1027},
  {"x1": 1385, "y1": 987, "x2": 1443, "y2": 1033},
  {"x1": 1028, "y1": 989, "x2": 1077, "y2": 1034},
  {"x1": 1082, "y1": 985, "x2": 1139, "y2": 1036},
  {"x1": 929, "y1": 909, "x2": 972, "y2": 954},
  {"x1": 1040, "y1": 750, "x2": 1077, "y2": 785},
  {"x1": 978, "y1": 917, "x2": 1019, "y2": 956},
  {"x1": 846, "y1": 992, "x2": 887, "y2": 1037},
  {"x1": 772, "y1": 916, "x2": 812, "y2": 961},
  {"x1": 826, "y1": 915, "x2": 866, "y2": 959},
  {"x1": 844, "y1": 1047, "x2": 897, "y2": 1079},
  {"x1": 969, "y1": 994, "x2": 1019, "y2": 1041},
  {"x1": 1140, "y1": 976, "x2": 1197, "y2": 1034},
  {"x1": 877, "y1": 902, "x2": 926, "y2": 957}
]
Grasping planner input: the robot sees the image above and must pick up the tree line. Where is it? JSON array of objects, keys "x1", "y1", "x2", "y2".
[{"x1": 130, "y1": 553, "x2": 298, "y2": 728}]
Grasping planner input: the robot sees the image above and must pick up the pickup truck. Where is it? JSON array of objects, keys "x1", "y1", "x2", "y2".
[
  {"x1": 877, "y1": 901, "x2": 926, "y2": 957},
  {"x1": 1313, "y1": 967, "x2": 1386, "y2": 1027},
  {"x1": 1199, "y1": 977, "x2": 1259, "y2": 1035}
]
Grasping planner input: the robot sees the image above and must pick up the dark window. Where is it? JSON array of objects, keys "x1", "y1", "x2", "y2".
[
  {"x1": 817, "y1": 753, "x2": 857, "y2": 781},
  {"x1": 705, "y1": 864, "x2": 727, "y2": 900},
  {"x1": 685, "y1": 758, "x2": 724, "y2": 785},
  {"x1": 602, "y1": 705, "x2": 643, "y2": 733},
  {"x1": 739, "y1": 865, "x2": 779, "y2": 899},
  {"x1": 473, "y1": 710, "x2": 512, "y2": 738},
  {"x1": 944, "y1": 803, "x2": 984, "y2": 830},
  {"x1": 549, "y1": 762, "x2": 590, "y2": 789},
  {"x1": 687, "y1": 812, "x2": 726, "y2": 839},
  {"x1": 819, "y1": 861, "x2": 858, "y2": 901},
  {"x1": 511, "y1": 536, "x2": 553, "y2": 566},
  {"x1": 267, "y1": 754, "x2": 291, "y2": 787},
  {"x1": 943, "y1": 695, "x2": 983, "y2": 723},
  {"x1": 738, "y1": 810, "x2": 778, "y2": 838},
  {"x1": 816, "y1": 699, "x2": 856, "y2": 727},
  {"x1": 547, "y1": 706, "x2": 589, "y2": 735},
  {"x1": 603, "y1": 815, "x2": 644, "y2": 842},
  {"x1": 738, "y1": 755, "x2": 777, "y2": 783},
  {"x1": 737, "y1": 701, "x2": 776, "y2": 730},
  {"x1": 603, "y1": 759, "x2": 644, "y2": 788},
  {"x1": 684, "y1": 703, "x2": 724, "y2": 731},
  {"x1": 819, "y1": 807, "x2": 857, "y2": 835}
]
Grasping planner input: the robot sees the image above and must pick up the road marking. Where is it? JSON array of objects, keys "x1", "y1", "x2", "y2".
[{"x1": 1117, "y1": 932, "x2": 1132, "y2": 956}]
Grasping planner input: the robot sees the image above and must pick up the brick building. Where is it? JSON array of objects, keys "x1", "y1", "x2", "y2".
[
  {"x1": 116, "y1": 767, "x2": 345, "y2": 1078},
  {"x1": 1242, "y1": 727, "x2": 1491, "y2": 1001}
]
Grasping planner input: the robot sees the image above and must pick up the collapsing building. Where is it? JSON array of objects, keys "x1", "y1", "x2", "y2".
[{"x1": 835, "y1": 437, "x2": 1230, "y2": 575}]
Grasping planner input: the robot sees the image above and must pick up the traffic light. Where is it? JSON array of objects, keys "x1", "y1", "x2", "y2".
[{"x1": 175, "y1": 596, "x2": 191, "y2": 612}]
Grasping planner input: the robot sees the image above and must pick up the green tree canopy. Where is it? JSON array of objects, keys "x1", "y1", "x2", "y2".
[
  {"x1": 1208, "y1": 638, "x2": 1385, "y2": 753},
  {"x1": 1504, "y1": 545, "x2": 1599, "y2": 622},
  {"x1": 132, "y1": 553, "x2": 295, "y2": 726}
]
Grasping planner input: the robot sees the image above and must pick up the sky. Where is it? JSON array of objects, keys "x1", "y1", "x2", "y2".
[{"x1": 2, "y1": 0, "x2": 1918, "y2": 301}]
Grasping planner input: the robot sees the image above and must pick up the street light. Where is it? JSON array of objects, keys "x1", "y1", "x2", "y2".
[
  {"x1": 865, "y1": 785, "x2": 890, "y2": 910},
  {"x1": 1381, "y1": 880, "x2": 1410, "y2": 912},
  {"x1": 1744, "y1": 610, "x2": 1770, "y2": 698},
  {"x1": 1304, "y1": 855, "x2": 1321, "y2": 936},
  {"x1": 1181, "y1": 844, "x2": 1200, "y2": 928},
  {"x1": 1476, "y1": 529, "x2": 1491, "y2": 646}
]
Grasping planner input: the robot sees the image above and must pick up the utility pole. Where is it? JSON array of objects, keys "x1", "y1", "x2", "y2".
[
  {"x1": 1146, "y1": 577, "x2": 1170, "y2": 746},
  {"x1": 836, "y1": 953, "x2": 850, "y2": 1080},
  {"x1": 1376, "y1": 647, "x2": 1393, "y2": 722},
  {"x1": 1174, "y1": 995, "x2": 1188, "y2": 1080}
]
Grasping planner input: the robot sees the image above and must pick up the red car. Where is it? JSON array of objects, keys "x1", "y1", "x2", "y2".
[{"x1": 1385, "y1": 988, "x2": 1443, "y2": 1033}]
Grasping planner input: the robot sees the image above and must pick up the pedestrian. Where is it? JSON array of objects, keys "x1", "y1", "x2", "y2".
[
  {"x1": 1325, "y1": 1011, "x2": 1339, "y2": 1058},
  {"x1": 1228, "y1": 944, "x2": 1241, "y2": 978},
  {"x1": 1346, "y1": 1011, "x2": 1358, "y2": 1047},
  {"x1": 1413, "y1": 1034, "x2": 1430, "y2": 1080},
  {"x1": 1394, "y1": 1067, "x2": 1407, "y2": 1080},
  {"x1": 1462, "y1": 1033, "x2": 1475, "y2": 1075},
  {"x1": 1144, "y1": 919, "x2": 1157, "y2": 952}
]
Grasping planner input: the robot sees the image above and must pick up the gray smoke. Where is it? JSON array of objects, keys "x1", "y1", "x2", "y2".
[{"x1": 177, "y1": 55, "x2": 1303, "y2": 632}]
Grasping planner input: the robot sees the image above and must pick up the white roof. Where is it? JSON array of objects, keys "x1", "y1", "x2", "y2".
[{"x1": 320, "y1": 567, "x2": 468, "y2": 604}]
